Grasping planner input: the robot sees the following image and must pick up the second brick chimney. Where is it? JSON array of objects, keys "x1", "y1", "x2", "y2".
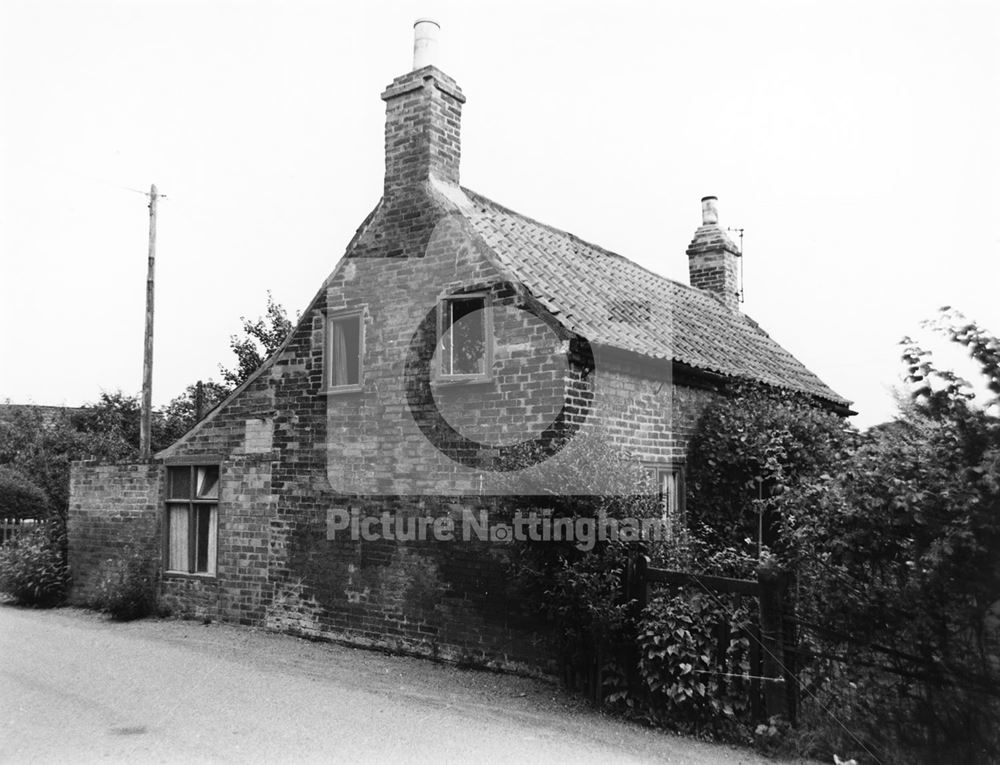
[
  {"x1": 686, "y1": 196, "x2": 741, "y2": 311},
  {"x1": 381, "y1": 19, "x2": 466, "y2": 196}
]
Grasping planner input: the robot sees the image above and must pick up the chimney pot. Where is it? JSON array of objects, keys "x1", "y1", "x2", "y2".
[
  {"x1": 701, "y1": 196, "x2": 719, "y2": 226},
  {"x1": 413, "y1": 18, "x2": 440, "y2": 70}
]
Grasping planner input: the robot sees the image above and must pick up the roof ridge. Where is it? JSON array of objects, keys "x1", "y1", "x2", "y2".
[
  {"x1": 459, "y1": 186, "x2": 850, "y2": 410},
  {"x1": 460, "y1": 186, "x2": 713, "y2": 300}
]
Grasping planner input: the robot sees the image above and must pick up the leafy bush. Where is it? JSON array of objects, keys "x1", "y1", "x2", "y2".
[
  {"x1": 685, "y1": 379, "x2": 854, "y2": 561},
  {"x1": 494, "y1": 429, "x2": 661, "y2": 694},
  {"x1": 637, "y1": 590, "x2": 754, "y2": 731},
  {"x1": 680, "y1": 308, "x2": 1000, "y2": 762},
  {"x1": 95, "y1": 540, "x2": 156, "y2": 620},
  {"x1": 532, "y1": 542, "x2": 634, "y2": 684},
  {"x1": 0, "y1": 466, "x2": 50, "y2": 519},
  {"x1": 0, "y1": 522, "x2": 69, "y2": 606}
]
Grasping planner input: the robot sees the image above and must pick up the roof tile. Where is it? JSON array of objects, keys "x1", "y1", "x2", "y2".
[{"x1": 460, "y1": 188, "x2": 850, "y2": 408}]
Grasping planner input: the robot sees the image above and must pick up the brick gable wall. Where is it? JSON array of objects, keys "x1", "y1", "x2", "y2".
[
  {"x1": 66, "y1": 39, "x2": 732, "y2": 670},
  {"x1": 68, "y1": 179, "x2": 720, "y2": 673}
]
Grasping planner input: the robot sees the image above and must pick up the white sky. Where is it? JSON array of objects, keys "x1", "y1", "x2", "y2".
[{"x1": 1, "y1": 0, "x2": 997, "y2": 429}]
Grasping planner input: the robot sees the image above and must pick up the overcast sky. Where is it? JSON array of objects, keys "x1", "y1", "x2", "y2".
[{"x1": 1, "y1": 0, "x2": 997, "y2": 428}]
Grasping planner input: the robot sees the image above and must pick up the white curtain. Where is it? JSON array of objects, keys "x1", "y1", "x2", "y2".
[
  {"x1": 207, "y1": 506, "x2": 218, "y2": 574},
  {"x1": 332, "y1": 321, "x2": 348, "y2": 386},
  {"x1": 168, "y1": 506, "x2": 188, "y2": 571}
]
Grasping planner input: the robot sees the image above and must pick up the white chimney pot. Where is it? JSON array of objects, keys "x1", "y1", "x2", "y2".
[
  {"x1": 413, "y1": 18, "x2": 440, "y2": 70},
  {"x1": 701, "y1": 196, "x2": 719, "y2": 226}
]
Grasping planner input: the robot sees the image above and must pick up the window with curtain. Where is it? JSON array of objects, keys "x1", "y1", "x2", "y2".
[
  {"x1": 645, "y1": 465, "x2": 685, "y2": 540},
  {"x1": 165, "y1": 465, "x2": 219, "y2": 575},
  {"x1": 326, "y1": 313, "x2": 363, "y2": 391}
]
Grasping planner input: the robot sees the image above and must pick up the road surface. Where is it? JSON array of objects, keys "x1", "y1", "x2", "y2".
[{"x1": 1, "y1": 606, "x2": 779, "y2": 764}]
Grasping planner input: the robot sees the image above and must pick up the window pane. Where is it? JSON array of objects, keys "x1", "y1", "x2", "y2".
[
  {"x1": 167, "y1": 467, "x2": 191, "y2": 499},
  {"x1": 168, "y1": 505, "x2": 189, "y2": 571},
  {"x1": 207, "y1": 506, "x2": 217, "y2": 574},
  {"x1": 194, "y1": 505, "x2": 216, "y2": 573},
  {"x1": 442, "y1": 298, "x2": 486, "y2": 375},
  {"x1": 330, "y1": 315, "x2": 360, "y2": 387},
  {"x1": 660, "y1": 471, "x2": 678, "y2": 517},
  {"x1": 196, "y1": 466, "x2": 219, "y2": 499}
]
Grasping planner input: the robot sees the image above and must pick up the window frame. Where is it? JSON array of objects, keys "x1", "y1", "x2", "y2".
[
  {"x1": 323, "y1": 309, "x2": 365, "y2": 395},
  {"x1": 648, "y1": 464, "x2": 686, "y2": 538},
  {"x1": 436, "y1": 292, "x2": 493, "y2": 383},
  {"x1": 164, "y1": 464, "x2": 220, "y2": 577}
]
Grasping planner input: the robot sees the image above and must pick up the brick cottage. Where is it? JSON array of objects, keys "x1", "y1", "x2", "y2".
[{"x1": 69, "y1": 20, "x2": 849, "y2": 674}]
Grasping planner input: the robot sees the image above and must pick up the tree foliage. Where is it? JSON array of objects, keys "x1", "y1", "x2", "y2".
[
  {"x1": 685, "y1": 380, "x2": 854, "y2": 563},
  {"x1": 682, "y1": 307, "x2": 1000, "y2": 763},
  {"x1": 638, "y1": 592, "x2": 753, "y2": 727},
  {"x1": 219, "y1": 291, "x2": 295, "y2": 388},
  {"x1": 0, "y1": 294, "x2": 292, "y2": 523},
  {"x1": 0, "y1": 466, "x2": 49, "y2": 519},
  {"x1": 0, "y1": 521, "x2": 69, "y2": 606},
  {"x1": 494, "y1": 429, "x2": 661, "y2": 699},
  {"x1": 158, "y1": 380, "x2": 230, "y2": 446},
  {"x1": 787, "y1": 309, "x2": 1000, "y2": 763},
  {"x1": 1, "y1": 405, "x2": 91, "y2": 520}
]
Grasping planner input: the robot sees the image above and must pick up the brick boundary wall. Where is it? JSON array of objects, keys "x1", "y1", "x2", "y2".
[{"x1": 67, "y1": 461, "x2": 161, "y2": 606}]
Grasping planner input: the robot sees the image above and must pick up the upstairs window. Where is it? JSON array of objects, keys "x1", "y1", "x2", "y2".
[
  {"x1": 439, "y1": 295, "x2": 490, "y2": 379},
  {"x1": 166, "y1": 465, "x2": 219, "y2": 575},
  {"x1": 326, "y1": 312, "x2": 363, "y2": 392}
]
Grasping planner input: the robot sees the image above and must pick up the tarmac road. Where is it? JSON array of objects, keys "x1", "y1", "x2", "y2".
[{"x1": 0, "y1": 605, "x2": 779, "y2": 764}]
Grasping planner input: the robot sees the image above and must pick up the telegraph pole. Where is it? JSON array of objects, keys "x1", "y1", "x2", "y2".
[{"x1": 139, "y1": 184, "x2": 158, "y2": 460}]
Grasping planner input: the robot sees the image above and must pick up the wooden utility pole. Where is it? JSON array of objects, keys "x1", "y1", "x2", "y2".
[
  {"x1": 139, "y1": 184, "x2": 158, "y2": 460},
  {"x1": 195, "y1": 380, "x2": 205, "y2": 421}
]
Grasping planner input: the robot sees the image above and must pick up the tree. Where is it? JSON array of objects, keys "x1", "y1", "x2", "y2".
[
  {"x1": 0, "y1": 466, "x2": 49, "y2": 519},
  {"x1": 0, "y1": 295, "x2": 294, "y2": 522},
  {"x1": 70, "y1": 391, "x2": 143, "y2": 462},
  {"x1": 679, "y1": 311, "x2": 1000, "y2": 761},
  {"x1": 159, "y1": 380, "x2": 230, "y2": 446},
  {"x1": 684, "y1": 380, "x2": 854, "y2": 566},
  {"x1": 759, "y1": 309, "x2": 998, "y2": 763},
  {"x1": 0, "y1": 405, "x2": 90, "y2": 520},
  {"x1": 219, "y1": 292, "x2": 296, "y2": 388}
]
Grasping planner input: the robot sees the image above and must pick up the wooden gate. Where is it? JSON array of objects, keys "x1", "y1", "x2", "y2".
[{"x1": 624, "y1": 553, "x2": 798, "y2": 723}]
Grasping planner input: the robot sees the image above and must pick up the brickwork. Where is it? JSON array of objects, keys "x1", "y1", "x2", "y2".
[
  {"x1": 67, "y1": 55, "x2": 742, "y2": 675},
  {"x1": 686, "y1": 224, "x2": 741, "y2": 311},
  {"x1": 589, "y1": 360, "x2": 718, "y2": 465},
  {"x1": 68, "y1": 461, "x2": 160, "y2": 605},
  {"x1": 382, "y1": 66, "x2": 464, "y2": 192}
]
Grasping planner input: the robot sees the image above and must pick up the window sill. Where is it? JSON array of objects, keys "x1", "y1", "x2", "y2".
[
  {"x1": 163, "y1": 571, "x2": 218, "y2": 580},
  {"x1": 322, "y1": 384, "x2": 364, "y2": 396},
  {"x1": 432, "y1": 376, "x2": 494, "y2": 389}
]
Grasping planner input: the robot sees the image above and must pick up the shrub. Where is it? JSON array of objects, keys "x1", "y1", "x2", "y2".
[
  {"x1": 637, "y1": 589, "x2": 754, "y2": 733},
  {"x1": 493, "y1": 429, "x2": 661, "y2": 696},
  {"x1": 0, "y1": 466, "x2": 49, "y2": 519},
  {"x1": 95, "y1": 540, "x2": 156, "y2": 621},
  {"x1": 0, "y1": 522, "x2": 69, "y2": 606}
]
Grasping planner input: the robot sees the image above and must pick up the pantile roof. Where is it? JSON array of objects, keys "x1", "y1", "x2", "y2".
[{"x1": 458, "y1": 187, "x2": 850, "y2": 409}]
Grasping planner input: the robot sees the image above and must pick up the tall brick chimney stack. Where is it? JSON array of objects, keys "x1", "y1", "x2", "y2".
[
  {"x1": 381, "y1": 19, "x2": 466, "y2": 195},
  {"x1": 686, "y1": 196, "x2": 741, "y2": 311}
]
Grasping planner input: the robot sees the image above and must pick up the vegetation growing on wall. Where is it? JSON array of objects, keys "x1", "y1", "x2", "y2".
[{"x1": 513, "y1": 308, "x2": 999, "y2": 764}]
